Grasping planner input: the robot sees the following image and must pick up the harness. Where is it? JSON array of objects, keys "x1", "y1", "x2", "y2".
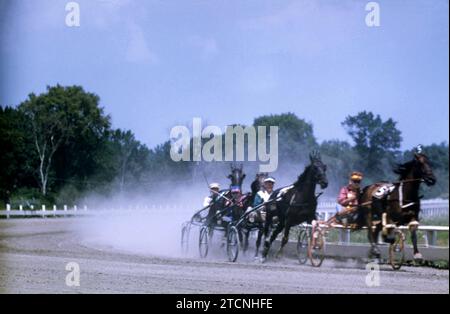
[{"x1": 387, "y1": 178, "x2": 422, "y2": 209}]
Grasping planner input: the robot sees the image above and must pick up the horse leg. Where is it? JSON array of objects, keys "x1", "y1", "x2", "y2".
[
  {"x1": 263, "y1": 220, "x2": 284, "y2": 259},
  {"x1": 409, "y1": 222, "x2": 422, "y2": 260},
  {"x1": 367, "y1": 216, "x2": 381, "y2": 259},
  {"x1": 241, "y1": 229, "x2": 249, "y2": 252},
  {"x1": 261, "y1": 214, "x2": 273, "y2": 258},
  {"x1": 276, "y1": 223, "x2": 291, "y2": 258},
  {"x1": 238, "y1": 228, "x2": 244, "y2": 250},
  {"x1": 255, "y1": 226, "x2": 263, "y2": 258}
]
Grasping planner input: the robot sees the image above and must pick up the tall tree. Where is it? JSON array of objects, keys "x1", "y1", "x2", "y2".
[
  {"x1": 342, "y1": 111, "x2": 402, "y2": 177},
  {"x1": 0, "y1": 107, "x2": 36, "y2": 203},
  {"x1": 19, "y1": 85, "x2": 110, "y2": 195},
  {"x1": 111, "y1": 129, "x2": 145, "y2": 191},
  {"x1": 253, "y1": 112, "x2": 317, "y2": 166}
]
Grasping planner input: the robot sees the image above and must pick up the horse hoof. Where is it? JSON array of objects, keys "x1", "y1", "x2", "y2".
[
  {"x1": 371, "y1": 258, "x2": 381, "y2": 264},
  {"x1": 413, "y1": 253, "x2": 423, "y2": 260},
  {"x1": 369, "y1": 247, "x2": 381, "y2": 259}
]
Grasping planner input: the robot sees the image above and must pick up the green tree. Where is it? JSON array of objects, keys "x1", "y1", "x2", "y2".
[
  {"x1": 0, "y1": 107, "x2": 36, "y2": 204},
  {"x1": 19, "y1": 85, "x2": 110, "y2": 195},
  {"x1": 110, "y1": 129, "x2": 151, "y2": 192},
  {"x1": 320, "y1": 139, "x2": 359, "y2": 193},
  {"x1": 342, "y1": 111, "x2": 402, "y2": 178},
  {"x1": 253, "y1": 112, "x2": 317, "y2": 167}
]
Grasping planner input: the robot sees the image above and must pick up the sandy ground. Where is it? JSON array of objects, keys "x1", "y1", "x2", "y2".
[{"x1": 0, "y1": 218, "x2": 448, "y2": 294}]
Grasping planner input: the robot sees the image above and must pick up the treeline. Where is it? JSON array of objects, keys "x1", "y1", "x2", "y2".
[{"x1": 0, "y1": 85, "x2": 448, "y2": 207}]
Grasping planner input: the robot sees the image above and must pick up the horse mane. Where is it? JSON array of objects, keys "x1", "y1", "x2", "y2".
[
  {"x1": 393, "y1": 160, "x2": 415, "y2": 179},
  {"x1": 293, "y1": 165, "x2": 312, "y2": 188}
]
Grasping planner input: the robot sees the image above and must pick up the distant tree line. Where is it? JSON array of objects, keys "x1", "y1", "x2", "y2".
[{"x1": 0, "y1": 85, "x2": 448, "y2": 207}]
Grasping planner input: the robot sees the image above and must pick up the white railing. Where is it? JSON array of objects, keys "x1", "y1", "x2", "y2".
[
  {"x1": 2, "y1": 200, "x2": 448, "y2": 218},
  {"x1": 315, "y1": 200, "x2": 449, "y2": 221}
]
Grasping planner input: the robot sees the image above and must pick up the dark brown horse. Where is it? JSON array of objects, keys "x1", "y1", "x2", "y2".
[{"x1": 359, "y1": 148, "x2": 436, "y2": 259}]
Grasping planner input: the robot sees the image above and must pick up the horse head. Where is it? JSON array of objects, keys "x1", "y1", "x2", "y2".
[
  {"x1": 414, "y1": 153, "x2": 436, "y2": 186},
  {"x1": 228, "y1": 163, "x2": 246, "y2": 189},
  {"x1": 394, "y1": 146, "x2": 436, "y2": 186},
  {"x1": 309, "y1": 150, "x2": 328, "y2": 189}
]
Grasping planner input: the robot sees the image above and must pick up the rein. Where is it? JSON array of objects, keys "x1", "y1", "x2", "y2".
[{"x1": 393, "y1": 178, "x2": 423, "y2": 185}]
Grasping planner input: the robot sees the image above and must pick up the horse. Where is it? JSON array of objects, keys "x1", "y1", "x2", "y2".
[
  {"x1": 226, "y1": 167, "x2": 272, "y2": 257},
  {"x1": 228, "y1": 163, "x2": 246, "y2": 189},
  {"x1": 203, "y1": 163, "x2": 250, "y2": 245},
  {"x1": 261, "y1": 151, "x2": 328, "y2": 260},
  {"x1": 359, "y1": 148, "x2": 436, "y2": 260}
]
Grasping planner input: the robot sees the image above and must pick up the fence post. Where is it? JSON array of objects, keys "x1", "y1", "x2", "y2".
[
  {"x1": 338, "y1": 229, "x2": 344, "y2": 244},
  {"x1": 64, "y1": 205, "x2": 67, "y2": 211},
  {"x1": 346, "y1": 229, "x2": 351, "y2": 244},
  {"x1": 427, "y1": 230, "x2": 437, "y2": 246},
  {"x1": 19, "y1": 205, "x2": 23, "y2": 211},
  {"x1": 423, "y1": 232, "x2": 429, "y2": 247}
]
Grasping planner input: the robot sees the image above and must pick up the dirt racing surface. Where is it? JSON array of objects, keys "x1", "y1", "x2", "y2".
[{"x1": 0, "y1": 218, "x2": 448, "y2": 294}]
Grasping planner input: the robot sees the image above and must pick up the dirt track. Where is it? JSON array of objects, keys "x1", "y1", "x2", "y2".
[{"x1": 0, "y1": 218, "x2": 448, "y2": 294}]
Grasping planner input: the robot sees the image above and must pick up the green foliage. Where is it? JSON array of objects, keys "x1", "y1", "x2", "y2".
[
  {"x1": 18, "y1": 85, "x2": 111, "y2": 195},
  {"x1": 253, "y1": 112, "x2": 317, "y2": 174},
  {"x1": 342, "y1": 111, "x2": 402, "y2": 178},
  {"x1": 0, "y1": 86, "x2": 448, "y2": 205},
  {"x1": 8, "y1": 187, "x2": 53, "y2": 209},
  {"x1": 0, "y1": 107, "x2": 37, "y2": 205},
  {"x1": 320, "y1": 140, "x2": 359, "y2": 194}
]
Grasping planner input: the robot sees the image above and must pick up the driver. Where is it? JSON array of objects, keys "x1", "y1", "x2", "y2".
[
  {"x1": 328, "y1": 171, "x2": 363, "y2": 225},
  {"x1": 203, "y1": 183, "x2": 221, "y2": 207},
  {"x1": 253, "y1": 177, "x2": 276, "y2": 207}
]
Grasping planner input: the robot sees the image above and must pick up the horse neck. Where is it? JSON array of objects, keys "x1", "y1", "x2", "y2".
[
  {"x1": 399, "y1": 170, "x2": 421, "y2": 202},
  {"x1": 250, "y1": 179, "x2": 260, "y2": 194},
  {"x1": 294, "y1": 167, "x2": 317, "y2": 200}
]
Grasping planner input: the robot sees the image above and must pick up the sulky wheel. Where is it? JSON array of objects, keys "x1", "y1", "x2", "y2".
[
  {"x1": 309, "y1": 227, "x2": 325, "y2": 267},
  {"x1": 199, "y1": 226, "x2": 209, "y2": 258},
  {"x1": 227, "y1": 226, "x2": 240, "y2": 262},
  {"x1": 389, "y1": 229, "x2": 405, "y2": 270},
  {"x1": 181, "y1": 222, "x2": 190, "y2": 254},
  {"x1": 297, "y1": 227, "x2": 309, "y2": 264}
]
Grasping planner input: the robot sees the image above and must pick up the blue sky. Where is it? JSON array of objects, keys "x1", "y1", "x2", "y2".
[{"x1": 0, "y1": 0, "x2": 448, "y2": 150}]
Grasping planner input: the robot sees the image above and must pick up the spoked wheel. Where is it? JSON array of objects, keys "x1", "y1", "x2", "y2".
[
  {"x1": 297, "y1": 227, "x2": 309, "y2": 264},
  {"x1": 227, "y1": 226, "x2": 239, "y2": 262},
  {"x1": 199, "y1": 226, "x2": 209, "y2": 258},
  {"x1": 181, "y1": 223, "x2": 190, "y2": 254},
  {"x1": 309, "y1": 227, "x2": 325, "y2": 267},
  {"x1": 389, "y1": 230, "x2": 405, "y2": 270}
]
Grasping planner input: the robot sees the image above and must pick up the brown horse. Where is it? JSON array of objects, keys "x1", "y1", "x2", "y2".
[{"x1": 359, "y1": 148, "x2": 436, "y2": 260}]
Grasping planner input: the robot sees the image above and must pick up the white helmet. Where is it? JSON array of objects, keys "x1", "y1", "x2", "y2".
[
  {"x1": 263, "y1": 177, "x2": 276, "y2": 184},
  {"x1": 209, "y1": 183, "x2": 220, "y2": 189}
]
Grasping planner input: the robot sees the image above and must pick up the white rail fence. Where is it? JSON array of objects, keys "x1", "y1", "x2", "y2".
[
  {"x1": 1, "y1": 200, "x2": 448, "y2": 248},
  {"x1": 3, "y1": 200, "x2": 446, "y2": 218},
  {"x1": 1, "y1": 200, "x2": 447, "y2": 219}
]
